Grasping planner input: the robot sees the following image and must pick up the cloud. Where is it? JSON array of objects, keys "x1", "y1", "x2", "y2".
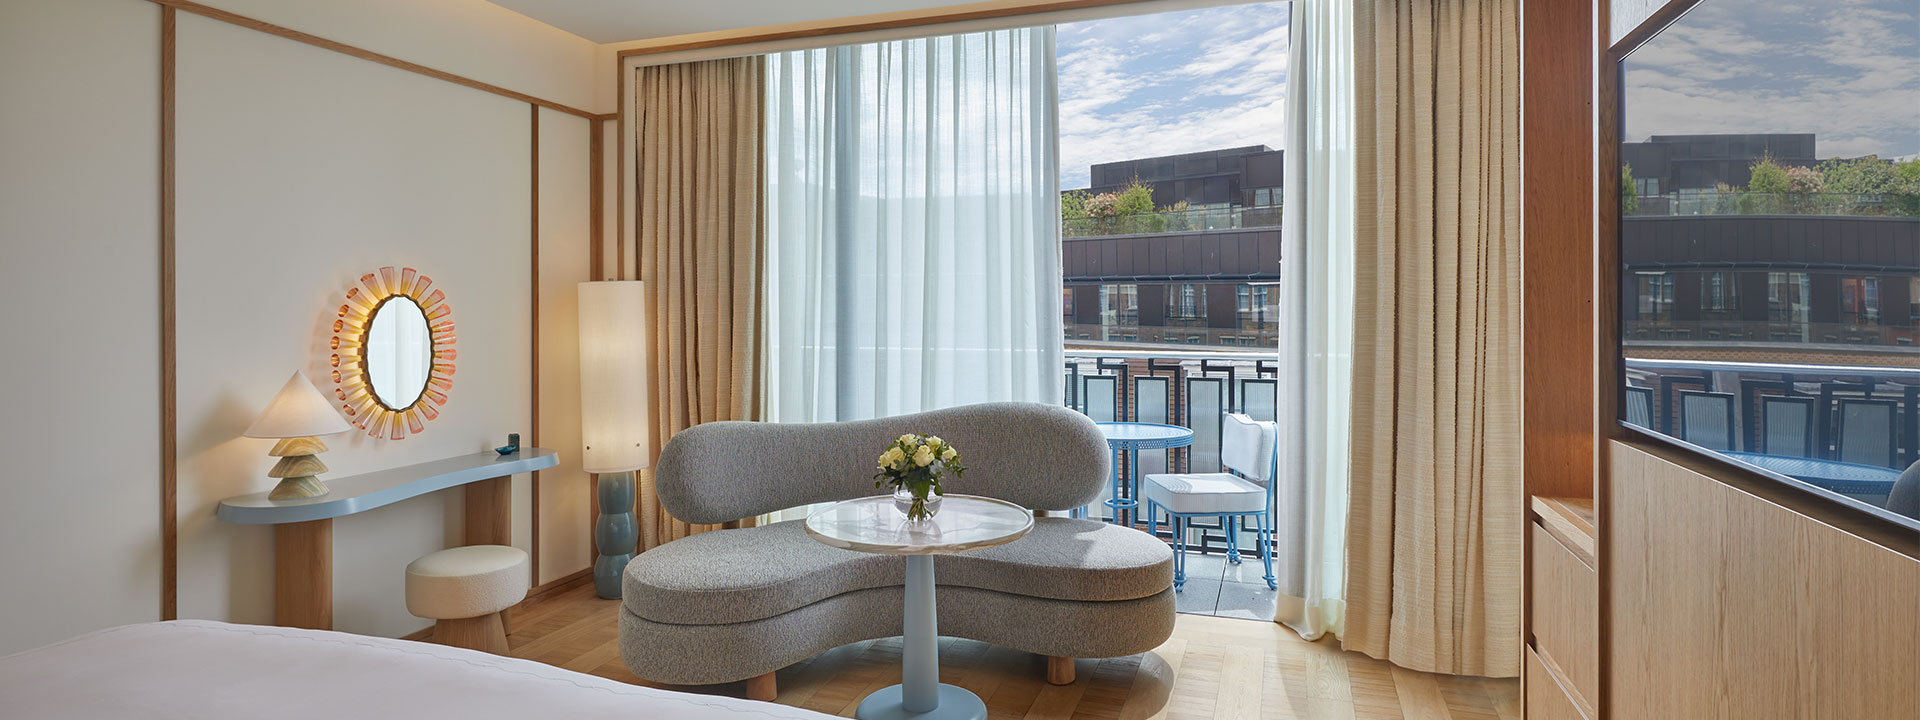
[
  {"x1": 1622, "y1": 0, "x2": 1918, "y2": 160},
  {"x1": 1055, "y1": 2, "x2": 1291, "y2": 189}
]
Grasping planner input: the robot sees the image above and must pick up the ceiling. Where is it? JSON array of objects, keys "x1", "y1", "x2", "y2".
[{"x1": 486, "y1": 0, "x2": 972, "y2": 44}]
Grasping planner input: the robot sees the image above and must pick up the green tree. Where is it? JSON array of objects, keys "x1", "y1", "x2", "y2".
[
  {"x1": 1114, "y1": 179, "x2": 1156, "y2": 216},
  {"x1": 1747, "y1": 154, "x2": 1791, "y2": 194},
  {"x1": 1060, "y1": 189, "x2": 1090, "y2": 220},
  {"x1": 1621, "y1": 163, "x2": 1639, "y2": 215}
]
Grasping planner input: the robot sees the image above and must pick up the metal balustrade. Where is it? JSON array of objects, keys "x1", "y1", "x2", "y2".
[
  {"x1": 1064, "y1": 349, "x2": 1278, "y2": 556},
  {"x1": 1624, "y1": 357, "x2": 1919, "y2": 471}
]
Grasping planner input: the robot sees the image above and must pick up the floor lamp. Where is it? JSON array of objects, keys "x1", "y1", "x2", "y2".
[{"x1": 578, "y1": 281, "x2": 650, "y2": 599}]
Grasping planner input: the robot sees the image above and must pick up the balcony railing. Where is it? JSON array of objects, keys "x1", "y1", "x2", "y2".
[
  {"x1": 1623, "y1": 357, "x2": 1917, "y2": 497},
  {"x1": 1063, "y1": 205, "x2": 1282, "y2": 239},
  {"x1": 1065, "y1": 322, "x2": 1279, "y2": 349},
  {"x1": 1063, "y1": 349, "x2": 1277, "y2": 554},
  {"x1": 1624, "y1": 320, "x2": 1920, "y2": 348},
  {"x1": 1629, "y1": 191, "x2": 1920, "y2": 218}
]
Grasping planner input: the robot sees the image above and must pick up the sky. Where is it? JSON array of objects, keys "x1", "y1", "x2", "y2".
[
  {"x1": 1055, "y1": 2, "x2": 1290, "y2": 190},
  {"x1": 1623, "y1": 0, "x2": 1920, "y2": 160}
]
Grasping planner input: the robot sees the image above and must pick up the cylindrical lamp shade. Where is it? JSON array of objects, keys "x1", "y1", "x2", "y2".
[{"x1": 577, "y1": 281, "x2": 651, "y2": 474}]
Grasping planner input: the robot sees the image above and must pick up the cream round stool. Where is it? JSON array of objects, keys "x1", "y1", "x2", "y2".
[{"x1": 405, "y1": 545, "x2": 529, "y2": 655}]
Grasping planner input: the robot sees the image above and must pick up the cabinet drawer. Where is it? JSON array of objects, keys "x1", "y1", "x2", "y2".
[
  {"x1": 1526, "y1": 647, "x2": 1592, "y2": 720},
  {"x1": 1530, "y1": 521, "x2": 1597, "y2": 706}
]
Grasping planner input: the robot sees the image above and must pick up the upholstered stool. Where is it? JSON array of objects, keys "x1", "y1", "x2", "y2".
[{"x1": 405, "y1": 545, "x2": 529, "y2": 654}]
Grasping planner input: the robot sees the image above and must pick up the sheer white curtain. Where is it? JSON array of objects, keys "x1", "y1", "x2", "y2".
[
  {"x1": 1273, "y1": 0, "x2": 1355, "y2": 640},
  {"x1": 763, "y1": 28, "x2": 1063, "y2": 426}
]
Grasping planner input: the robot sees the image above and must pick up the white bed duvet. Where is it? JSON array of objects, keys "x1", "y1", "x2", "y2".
[{"x1": 0, "y1": 620, "x2": 832, "y2": 719}]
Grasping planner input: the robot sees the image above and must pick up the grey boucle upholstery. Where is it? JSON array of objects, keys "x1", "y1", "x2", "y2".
[
  {"x1": 621, "y1": 586, "x2": 1177, "y2": 686},
  {"x1": 621, "y1": 401, "x2": 1174, "y2": 688},
  {"x1": 623, "y1": 517, "x2": 1171, "y2": 625},
  {"x1": 653, "y1": 402, "x2": 1111, "y2": 524}
]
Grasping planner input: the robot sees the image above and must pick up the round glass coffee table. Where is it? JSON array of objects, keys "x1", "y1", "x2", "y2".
[{"x1": 805, "y1": 494, "x2": 1033, "y2": 720}]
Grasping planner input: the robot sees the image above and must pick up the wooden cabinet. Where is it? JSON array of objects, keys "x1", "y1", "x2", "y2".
[
  {"x1": 1526, "y1": 647, "x2": 1592, "y2": 720},
  {"x1": 1528, "y1": 497, "x2": 1598, "y2": 718}
]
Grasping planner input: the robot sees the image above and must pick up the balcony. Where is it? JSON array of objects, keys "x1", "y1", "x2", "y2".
[
  {"x1": 1624, "y1": 320, "x2": 1919, "y2": 349},
  {"x1": 1063, "y1": 205, "x2": 1281, "y2": 239},
  {"x1": 1630, "y1": 191, "x2": 1920, "y2": 218},
  {"x1": 1622, "y1": 356, "x2": 1917, "y2": 519},
  {"x1": 1065, "y1": 322, "x2": 1279, "y2": 349},
  {"x1": 1063, "y1": 348, "x2": 1279, "y2": 617}
]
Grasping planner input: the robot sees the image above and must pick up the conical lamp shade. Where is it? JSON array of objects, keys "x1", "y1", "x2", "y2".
[{"x1": 245, "y1": 371, "x2": 353, "y2": 439}]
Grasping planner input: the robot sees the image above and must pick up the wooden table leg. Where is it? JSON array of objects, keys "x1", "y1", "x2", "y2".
[
  {"x1": 464, "y1": 476, "x2": 515, "y2": 632},
  {"x1": 274, "y1": 519, "x2": 332, "y2": 630},
  {"x1": 463, "y1": 476, "x2": 512, "y2": 547}
]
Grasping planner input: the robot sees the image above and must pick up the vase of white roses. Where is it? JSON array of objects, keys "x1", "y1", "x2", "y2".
[{"x1": 874, "y1": 433, "x2": 965, "y2": 523}]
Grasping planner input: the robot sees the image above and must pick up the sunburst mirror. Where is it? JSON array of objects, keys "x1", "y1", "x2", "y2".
[{"x1": 328, "y1": 266, "x2": 456, "y2": 439}]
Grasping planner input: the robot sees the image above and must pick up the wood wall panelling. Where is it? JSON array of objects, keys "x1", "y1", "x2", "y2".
[
  {"x1": 530, "y1": 104, "x2": 541, "y2": 585},
  {"x1": 1520, "y1": 0, "x2": 1597, "y2": 502},
  {"x1": 144, "y1": 0, "x2": 597, "y2": 119},
  {"x1": 159, "y1": 3, "x2": 178, "y2": 623},
  {"x1": 1607, "y1": 441, "x2": 1920, "y2": 718}
]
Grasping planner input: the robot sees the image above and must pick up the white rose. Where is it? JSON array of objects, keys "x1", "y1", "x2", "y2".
[
  {"x1": 898, "y1": 434, "x2": 917, "y2": 445},
  {"x1": 912, "y1": 446, "x2": 934, "y2": 467},
  {"x1": 941, "y1": 447, "x2": 958, "y2": 462},
  {"x1": 927, "y1": 436, "x2": 944, "y2": 447}
]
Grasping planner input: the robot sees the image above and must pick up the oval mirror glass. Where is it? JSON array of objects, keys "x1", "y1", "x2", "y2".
[{"x1": 364, "y1": 297, "x2": 432, "y2": 409}]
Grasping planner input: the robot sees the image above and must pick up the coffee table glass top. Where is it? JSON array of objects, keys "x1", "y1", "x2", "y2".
[{"x1": 805, "y1": 494, "x2": 1033, "y2": 555}]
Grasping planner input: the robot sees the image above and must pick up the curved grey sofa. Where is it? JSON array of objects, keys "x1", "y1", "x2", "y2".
[{"x1": 618, "y1": 402, "x2": 1175, "y2": 697}]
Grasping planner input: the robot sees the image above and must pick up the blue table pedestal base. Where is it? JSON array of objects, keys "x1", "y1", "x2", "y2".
[{"x1": 854, "y1": 684, "x2": 988, "y2": 720}]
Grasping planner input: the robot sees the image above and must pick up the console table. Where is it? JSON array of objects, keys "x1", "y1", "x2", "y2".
[{"x1": 217, "y1": 449, "x2": 558, "y2": 630}]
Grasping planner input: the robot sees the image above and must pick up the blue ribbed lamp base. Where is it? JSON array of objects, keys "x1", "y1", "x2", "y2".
[{"x1": 594, "y1": 470, "x2": 638, "y2": 599}]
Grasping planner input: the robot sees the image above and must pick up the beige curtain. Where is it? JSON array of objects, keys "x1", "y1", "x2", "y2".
[
  {"x1": 632, "y1": 57, "x2": 766, "y2": 550},
  {"x1": 1343, "y1": 0, "x2": 1523, "y2": 678}
]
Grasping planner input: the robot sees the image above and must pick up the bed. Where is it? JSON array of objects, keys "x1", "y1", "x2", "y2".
[{"x1": 0, "y1": 620, "x2": 834, "y2": 719}]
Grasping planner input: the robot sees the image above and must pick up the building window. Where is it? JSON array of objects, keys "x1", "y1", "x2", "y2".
[
  {"x1": 1099, "y1": 284, "x2": 1138, "y2": 340},
  {"x1": 1635, "y1": 272, "x2": 1674, "y2": 323},
  {"x1": 1766, "y1": 272, "x2": 1809, "y2": 324},
  {"x1": 1699, "y1": 271, "x2": 1739, "y2": 319},
  {"x1": 1166, "y1": 283, "x2": 1205, "y2": 327},
  {"x1": 1840, "y1": 277, "x2": 1879, "y2": 326}
]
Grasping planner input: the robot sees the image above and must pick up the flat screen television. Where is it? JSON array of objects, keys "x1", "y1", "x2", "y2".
[{"x1": 1615, "y1": 0, "x2": 1919, "y2": 530}]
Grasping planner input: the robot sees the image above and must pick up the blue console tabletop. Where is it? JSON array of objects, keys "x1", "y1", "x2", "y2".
[{"x1": 217, "y1": 449, "x2": 559, "y2": 525}]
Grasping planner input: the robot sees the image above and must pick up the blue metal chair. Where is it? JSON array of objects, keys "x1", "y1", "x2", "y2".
[{"x1": 1142, "y1": 413, "x2": 1277, "y2": 591}]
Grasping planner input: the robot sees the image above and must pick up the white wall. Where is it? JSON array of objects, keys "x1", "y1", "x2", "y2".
[
  {"x1": 0, "y1": 0, "x2": 597, "y2": 653},
  {"x1": 200, "y1": 0, "x2": 599, "y2": 113},
  {"x1": 0, "y1": 0, "x2": 164, "y2": 655},
  {"x1": 537, "y1": 108, "x2": 593, "y2": 584}
]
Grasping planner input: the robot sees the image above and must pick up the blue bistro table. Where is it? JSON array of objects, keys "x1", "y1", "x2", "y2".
[
  {"x1": 1093, "y1": 422, "x2": 1195, "y2": 526},
  {"x1": 1721, "y1": 451, "x2": 1901, "y2": 497}
]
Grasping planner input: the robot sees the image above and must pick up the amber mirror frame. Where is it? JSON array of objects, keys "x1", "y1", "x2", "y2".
[{"x1": 328, "y1": 266, "x2": 457, "y2": 439}]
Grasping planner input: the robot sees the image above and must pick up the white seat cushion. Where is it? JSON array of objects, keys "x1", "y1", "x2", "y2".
[
  {"x1": 405, "y1": 545, "x2": 529, "y2": 620},
  {"x1": 1142, "y1": 473, "x2": 1266, "y2": 515}
]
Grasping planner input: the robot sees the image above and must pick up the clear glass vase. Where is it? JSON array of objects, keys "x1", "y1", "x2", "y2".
[{"x1": 892, "y1": 485, "x2": 941, "y2": 523}]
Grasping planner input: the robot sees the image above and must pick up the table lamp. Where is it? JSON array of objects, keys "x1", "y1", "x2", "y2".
[
  {"x1": 578, "y1": 281, "x2": 650, "y2": 599},
  {"x1": 246, "y1": 370, "x2": 354, "y2": 500}
]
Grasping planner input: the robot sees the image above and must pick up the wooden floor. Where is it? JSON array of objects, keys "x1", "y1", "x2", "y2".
[{"x1": 500, "y1": 582, "x2": 1519, "y2": 719}]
